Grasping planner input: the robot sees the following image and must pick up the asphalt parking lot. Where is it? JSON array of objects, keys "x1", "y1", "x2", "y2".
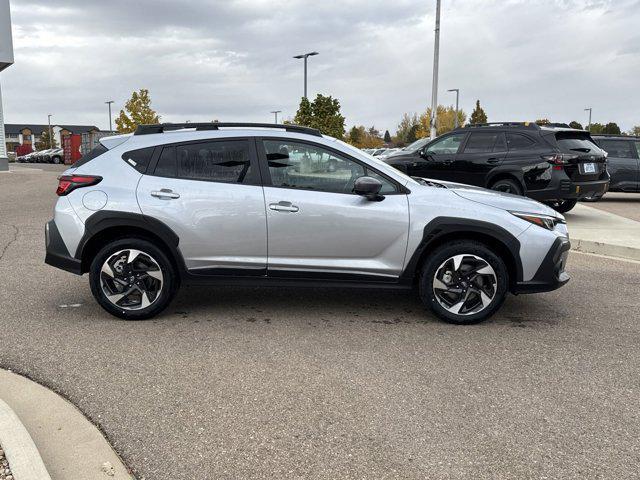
[
  {"x1": 1, "y1": 164, "x2": 639, "y2": 479},
  {"x1": 585, "y1": 192, "x2": 640, "y2": 222}
]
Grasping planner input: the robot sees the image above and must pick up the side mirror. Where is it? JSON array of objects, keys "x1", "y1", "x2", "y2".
[{"x1": 353, "y1": 176, "x2": 384, "y2": 201}]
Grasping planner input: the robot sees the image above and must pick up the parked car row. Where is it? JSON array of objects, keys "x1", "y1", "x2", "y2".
[
  {"x1": 584, "y1": 134, "x2": 640, "y2": 200},
  {"x1": 362, "y1": 147, "x2": 402, "y2": 159},
  {"x1": 16, "y1": 148, "x2": 64, "y2": 164},
  {"x1": 381, "y1": 122, "x2": 610, "y2": 213}
]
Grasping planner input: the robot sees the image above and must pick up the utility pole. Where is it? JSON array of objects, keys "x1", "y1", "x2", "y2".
[
  {"x1": 47, "y1": 114, "x2": 53, "y2": 148},
  {"x1": 293, "y1": 52, "x2": 319, "y2": 99},
  {"x1": 448, "y1": 88, "x2": 460, "y2": 128},
  {"x1": 270, "y1": 110, "x2": 281, "y2": 123},
  {"x1": 105, "y1": 100, "x2": 114, "y2": 132},
  {"x1": 584, "y1": 107, "x2": 592, "y2": 132},
  {"x1": 430, "y1": 0, "x2": 441, "y2": 139},
  {"x1": 0, "y1": 0, "x2": 15, "y2": 172}
]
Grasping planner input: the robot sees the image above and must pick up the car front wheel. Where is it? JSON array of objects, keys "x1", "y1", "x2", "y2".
[
  {"x1": 89, "y1": 238, "x2": 178, "y2": 320},
  {"x1": 419, "y1": 241, "x2": 509, "y2": 325}
]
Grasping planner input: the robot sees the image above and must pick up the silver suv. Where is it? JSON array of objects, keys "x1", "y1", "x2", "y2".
[{"x1": 45, "y1": 123, "x2": 570, "y2": 324}]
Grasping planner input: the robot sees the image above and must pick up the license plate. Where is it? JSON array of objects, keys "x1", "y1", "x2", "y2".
[{"x1": 582, "y1": 162, "x2": 596, "y2": 173}]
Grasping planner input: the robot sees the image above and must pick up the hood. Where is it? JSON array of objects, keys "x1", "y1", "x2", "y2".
[{"x1": 425, "y1": 179, "x2": 562, "y2": 218}]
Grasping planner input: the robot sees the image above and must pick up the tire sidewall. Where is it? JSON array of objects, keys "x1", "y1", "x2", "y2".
[
  {"x1": 490, "y1": 179, "x2": 523, "y2": 196},
  {"x1": 419, "y1": 241, "x2": 509, "y2": 325},
  {"x1": 89, "y1": 238, "x2": 178, "y2": 320}
]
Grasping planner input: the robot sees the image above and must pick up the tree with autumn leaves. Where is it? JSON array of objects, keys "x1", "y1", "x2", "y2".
[{"x1": 116, "y1": 89, "x2": 161, "y2": 134}]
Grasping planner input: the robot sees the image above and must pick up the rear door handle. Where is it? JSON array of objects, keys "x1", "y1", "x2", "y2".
[
  {"x1": 151, "y1": 189, "x2": 180, "y2": 199},
  {"x1": 269, "y1": 201, "x2": 299, "y2": 213},
  {"x1": 487, "y1": 158, "x2": 500, "y2": 164}
]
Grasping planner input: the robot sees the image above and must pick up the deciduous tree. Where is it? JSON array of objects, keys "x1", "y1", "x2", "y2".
[
  {"x1": 115, "y1": 89, "x2": 160, "y2": 134},
  {"x1": 294, "y1": 94, "x2": 345, "y2": 139},
  {"x1": 416, "y1": 105, "x2": 467, "y2": 138},
  {"x1": 569, "y1": 121, "x2": 583, "y2": 130},
  {"x1": 630, "y1": 126, "x2": 640, "y2": 136},
  {"x1": 602, "y1": 122, "x2": 621, "y2": 134},
  {"x1": 395, "y1": 113, "x2": 420, "y2": 146},
  {"x1": 35, "y1": 128, "x2": 58, "y2": 150}
]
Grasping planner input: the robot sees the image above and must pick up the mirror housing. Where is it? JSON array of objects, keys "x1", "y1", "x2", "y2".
[{"x1": 353, "y1": 176, "x2": 384, "y2": 201}]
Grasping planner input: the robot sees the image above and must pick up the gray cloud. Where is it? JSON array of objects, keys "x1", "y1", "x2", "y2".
[{"x1": 2, "y1": 0, "x2": 639, "y2": 133}]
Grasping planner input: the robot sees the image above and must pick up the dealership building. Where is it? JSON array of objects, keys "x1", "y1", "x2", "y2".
[{"x1": 3, "y1": 123, "x2": 110, "y2": 156}]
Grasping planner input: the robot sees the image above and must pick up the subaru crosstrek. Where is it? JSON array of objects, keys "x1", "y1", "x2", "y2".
[{"x1": 45, "y1": 123, "x2": 571, "y2": 325}]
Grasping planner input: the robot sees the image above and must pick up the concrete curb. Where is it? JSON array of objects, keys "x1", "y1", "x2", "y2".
[
  {"x1": 0, "y1": 398, "x2": 52, "y2": 480},
  {"x1": 571, "y1": 238, "x2": 640, "y2": 262},
  {"x1": 0, "y1": 369, "x2": 133, "y2": 480}
]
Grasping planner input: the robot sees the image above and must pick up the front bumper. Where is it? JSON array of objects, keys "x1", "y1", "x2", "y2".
[
  {"x1": 45, "y1": 220, "x2": 82, "y2": 275},
  {"x1": 512, "y1": 237, "x2": 570, "y2": 294}
]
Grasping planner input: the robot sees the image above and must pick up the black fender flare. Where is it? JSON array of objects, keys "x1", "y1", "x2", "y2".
[{"x1": 401, "y1": 217, "x2": 523, "y2": 284}]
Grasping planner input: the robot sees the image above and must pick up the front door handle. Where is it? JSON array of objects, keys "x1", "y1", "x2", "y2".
[
  {"x1": 487, "y1": 158, "x2": 500, "y2": 164},
  {"x1": 269, "y1": 201, "x2": 299, "y2": 213},
  {"x1": 151, "y1": 189, "x2": 180, "y2": 199}
]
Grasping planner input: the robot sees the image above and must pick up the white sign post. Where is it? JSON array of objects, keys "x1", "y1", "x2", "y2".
[{"x1": 0, "y1": 0, "x2": 15, "y2": 171}]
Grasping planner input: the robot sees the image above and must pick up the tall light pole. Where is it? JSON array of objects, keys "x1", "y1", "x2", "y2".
[
  {"x1": 0, "y1": 0, "x2": 15, "y2": 172},
  {"x1": 270, "y1": 110, "x2": 281, "y2": 123},
  {"x1": 47, "y1": 114, "x2": 53, "y2": 148},
  {"x1": 448, "y1": 88, "x2": 460, "y2": 129},
  {"x1": 105, "y1": 100, "x2": 114, "y2": 132},
  {"x1": 429, "y1": 0, "x2": 442, "y2": 139},
  {"x1": 293, "y1": 51, "x2": 319, "y2": 99},
  {"x1": 584, "y1": 107, "x2": 592, "y2": 132}
]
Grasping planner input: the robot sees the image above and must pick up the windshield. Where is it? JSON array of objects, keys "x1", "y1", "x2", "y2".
[{"x1": 404, "y1": 137, "x2": 430, "y2": 152}]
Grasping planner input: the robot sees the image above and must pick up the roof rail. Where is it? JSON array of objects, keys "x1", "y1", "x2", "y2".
[
  {"x1": 545, "y1": 123, "x2": 572, "y2": 128},
  {"x1": 464, "y1": 122, "x2": 540, "y2": 129},
  {"x1": 591, "y1": 133, "x2": 640, "y2": 139},
  {"x1": 134, "y1": 122, "x2": 323, "y2": 137}
]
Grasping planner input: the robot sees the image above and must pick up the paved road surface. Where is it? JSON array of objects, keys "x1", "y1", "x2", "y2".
[
  {"x1": 582, "y1": 192, "x2": 640, "y2": 222},
  {"x1": 1, "y1": 166, "x2": 639, "y2": 479}
]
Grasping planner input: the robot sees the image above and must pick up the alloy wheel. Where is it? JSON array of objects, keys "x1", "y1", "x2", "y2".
[
  {"x1": 432, "y1": 254, "x2": 497, "y2": 316},
  {"x1": 99, "y1": 249, "x2": 164, "y2": 310}
]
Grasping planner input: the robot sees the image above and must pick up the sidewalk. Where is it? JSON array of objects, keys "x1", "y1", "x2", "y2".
[
  {"x1": 565, "y1": 203, "x2": 640, "y2": 261},
  {"x1": 0, "y1": 369, "x2": 133, "y2": 480}
]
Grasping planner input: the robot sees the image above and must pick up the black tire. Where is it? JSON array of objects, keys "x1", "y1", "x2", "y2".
[
  {"x1": 418, "y1": 240, "x2": 509, "y2": 325},
  {"x1": 490, "y1": 178, "x2": 523, "y2": 196},
  {"x1": 89, "y1": 238, "x2": 178, "y2": 320},
  {"x1": 545, "y1": 199, "x2": 577, "y2": 213},
  {"x1": 51, "y1": 156, "x2": 62, "y2": 164}
]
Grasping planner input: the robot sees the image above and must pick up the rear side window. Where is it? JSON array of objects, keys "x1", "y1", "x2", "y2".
[
  {"x1": 463, "y1": 132, "x2": 501, "y2": 153},
  {"x1": 506, "y1": 133, "x2": 536, "y2": 150},
  {"x1": 555, "y1": 132, "x2": 602, "y2": 154},
  {"x1": 73, "y1": 144, "x2": 107, "y2": 168},
  {"x1": 122, "y1": 147, "x2": 155, "y2": 173},
  {"x1": 155, "y1": 140, "x2": 253, "y2": 184},
  {"x1": 596, "y1": 140, "x2": 637, "y2": 159}
]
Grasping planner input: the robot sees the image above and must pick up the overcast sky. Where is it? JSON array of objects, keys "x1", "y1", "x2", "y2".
[{"x1": 2, "y1": 0, "x2": 639, "y2": 133}]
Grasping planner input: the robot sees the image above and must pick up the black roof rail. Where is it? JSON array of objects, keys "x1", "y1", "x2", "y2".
[
  {"x1": 134, "y1": 122, "x2": 322, "y2": 137},
  {"x1": 464, "y1": 122, "x2": 540, "y2": 129},
  {"x1": 545, "y1": 123, "x2": 572, "y2": 128}
]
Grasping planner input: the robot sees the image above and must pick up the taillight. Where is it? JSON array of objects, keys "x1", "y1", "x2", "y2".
[
  {"x1": 542, "y1": 153, "x2": 578, "y2": 170},
  {"x1": 56, "y1": 175, "x2": 102, "y2": 196}
]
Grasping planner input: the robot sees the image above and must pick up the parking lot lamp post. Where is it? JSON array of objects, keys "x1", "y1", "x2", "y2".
[
  {"x1": 584, "y1": 107, "x2": 592, "y2": 132},
  {"x1": 106, "y1": 100, "x2": 114, "y2": 133},
  {"x1": 47, "y1": 114, "x2": 53, "y2": 148},
  {"x1": 448, "y1": 88, "x2": 459, "y2": 128},
  {"x1": 430, "y1": 0, "x2": 441, "y2": 139},
  {"x1": 293, "y1": 52, "x2": 319, "y2": 99},
  {"x1": 271, "y1": 110, "x2": 281, "y2": 123}
]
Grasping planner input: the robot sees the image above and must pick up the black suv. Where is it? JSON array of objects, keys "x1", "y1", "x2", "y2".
[
  {"x1": 384, "y1": 123, "x2": 610, "y2": 213},
  {"x1": 590, "y1": 135, "x2": 639, "y2": 198}
]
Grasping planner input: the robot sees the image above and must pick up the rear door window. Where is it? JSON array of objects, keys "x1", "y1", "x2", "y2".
[
  {"x1": 463, "y1": 132, "x2": 500, "y2": 153},
  {"x1": 154, "y1": 140, "x2": 256, "y2": 184},
  {"x1": 597, "y1": 140, "x2": 637, "y2": 159}
]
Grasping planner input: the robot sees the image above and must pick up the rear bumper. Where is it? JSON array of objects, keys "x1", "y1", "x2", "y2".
[
  {"x1": 45, "y1": 220, "x2": 82, "y2": 275},
  {"x1": 527, "y1": 175, "x2": 609, "y2": 201},
  {"x1": 512, "y1": 237, "x2": 570, "y2": 294}
]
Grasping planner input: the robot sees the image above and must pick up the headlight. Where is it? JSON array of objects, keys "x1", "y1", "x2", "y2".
[{"x1": 510, "y1": 211, "x2": 565, "y2": 231}]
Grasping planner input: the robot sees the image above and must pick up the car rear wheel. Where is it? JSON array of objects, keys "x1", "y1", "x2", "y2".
[
  {"x1": 89, "y1": 238, "x2": 178, "y2": 320},
  {"x1": 490, "y1": 178, "x2": 523, "y2": 196},
  {"x1": 545, "y1": 199, "x2": 577, "y2": 213},
  {"x1": 51, "y1": 156, "x2": 62, "y2": 164},
  {"x1": 418, "y1": 241, "x2": 509, "y2": 325}
]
